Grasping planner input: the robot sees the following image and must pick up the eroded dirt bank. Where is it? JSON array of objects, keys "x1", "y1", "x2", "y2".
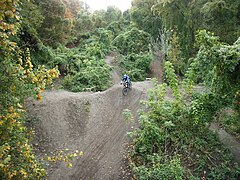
[{"x1": 26, "y1": 81, "x2": 152, "y2": 180}]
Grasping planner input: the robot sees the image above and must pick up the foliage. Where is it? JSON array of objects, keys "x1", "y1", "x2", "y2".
[
  {"x1": 167, "y1": 31, "x2": 185, "y2": 75},
  {"x1": 111, "y1": 27, "x2": 151, "y2": 55},
  {"x1": 36, "y1": 0, "x2": 73, "y2": 47},
  {"x1": 48, "y1": 37, "x2": 112, "y2": 92},
  {"x1": 131, "y1": 155, "x2": 184, "y2": 179},
  {"x1": 87, "y1": 28, "x2": 113, "y2": 56},
  {"x1": 0, "y1": 50, "x2": 59, "y2": 179},
  {"x1": 0, "y1": 1, "x2": 59, "y2": 178},
  {"x1": 131, "y1": 0, "x2": 240, "y2": 59},
  {"x1": 217, "y1": 109, "x2": 240, "y2": 141},
  {"x1": 18, "y1": 0, "x2": 44, "y2": 51},
  {"x1": 128, "y1": 62, "x2": 240, "y2": 179},
  {"x1": 130, "y1": 0, "x2": 162, "y2": 38},
  {"x1": 183, "y1": 30, "x2": 240, "y2": 139},
  {"x1": 200, "y1": 0, "x2": 240, "y2": 43},
  {"x1": 30, "y1": 44, "x2": 55, "y2": 66},
  {"x1": 62, "y1": 59, "x2": 111, "y2": 92},
  {"x1": 187, "y1": 30, "x2": 240, "y2": 114},
  {"x1": 107, "y1": 21, "x2": 125, "y2": 38},
  {"x1": 73, "y1": 6, "x2": 94, "y2": 37},
  {"x1": 104, "y1": 6, "x2": 122, "y2": 24},
  {"x1": 0, "y1": 109, "x2": 46, "y2": 179},
  {"x1": 44, "y1": 149, "x2": 84, "y2": 168},
  {"x1": 120, "y1": 53, "x2": 153, "y2": 81}
]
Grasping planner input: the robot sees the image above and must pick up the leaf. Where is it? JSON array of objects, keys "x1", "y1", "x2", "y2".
[{"x1": 164, "y1": 121, "x2": 175, "y2": 127}]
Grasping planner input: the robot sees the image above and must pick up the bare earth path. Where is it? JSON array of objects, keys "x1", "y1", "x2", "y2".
[{"x1": 26, "y1": 56, "x2": 153, "y2": 179}]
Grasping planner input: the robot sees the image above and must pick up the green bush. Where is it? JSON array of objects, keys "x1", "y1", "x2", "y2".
[
  {"x1": 62, "y1": 59, "x2": 111, "y2": 92},
  {"x1": 120, "y1": 53, "x2": 153, "y2": 81},
  {"x1": 92, "y1": 28, "x2": 113, "y2": 50},
  {"x1": 111, "y1": 27, "x2": 151, "y2": 55},
  {"x1": 45, "y1": 35, "x2": 112, "y2": 92},
  {"x1": 131, "y1": 155, "x2": 184, "y2": 180},
  {"x1": 128, "y1": 62, "x2": 240, "y2": 179},
  {"x1": 106, "y1": 21, "x2": 124, "y2": 38},
  {"x1": 0, "y1": 1, "x2": 62, "y2": 178},
  {"x1": 30, "y1": 45, "x2": 55, "y2": 66},
  {"x1": 185, "y1": 30, "x2": 240, "y2": 135}
]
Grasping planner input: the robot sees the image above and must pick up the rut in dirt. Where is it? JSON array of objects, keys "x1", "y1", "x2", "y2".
[{"x1": 26, "y1": 56, "x2": 153, "y2": 179}]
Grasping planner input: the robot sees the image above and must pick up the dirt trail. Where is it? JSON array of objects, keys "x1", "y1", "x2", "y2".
[
  {"x1": 105, "y1": 55, "x2": 122, "y2": 84},
  {"x1": 25, "y1": 55, "x2": 240, "y2": 179},
  {"x1": 26, "y1": 56, "x2": 153, "y2": 179}
]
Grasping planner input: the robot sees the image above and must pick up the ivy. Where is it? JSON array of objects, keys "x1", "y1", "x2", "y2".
[
  {"x1": 111, "y1": 27, "x2": 151, "y2": 55},
  {"x1": 128, "y1": 61, "x2": 240, "y2": 179},
  {"x1": 47, "y1": 31, "x2": 112, "y2": 92},
  {"x1": 188, "y1": 30, "x2": 240, "y2": 115},
  {"x1": 120, "y1": 53, "x2": 153, "y2": 81}
]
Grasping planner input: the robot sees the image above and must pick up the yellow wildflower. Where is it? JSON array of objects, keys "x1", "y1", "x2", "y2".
[
  {"x1": 79, "y1": 151, "x2": 84, "y2": 156},
  {"x1": 37, "y1": 94, "x2": 42, "y2": 102}
]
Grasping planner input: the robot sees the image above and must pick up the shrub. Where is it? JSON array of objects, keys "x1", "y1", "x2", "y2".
[
  {"x1": 62, "y1": 59, "x2": 111, "y2": 92},
  {"x1": 120, "y1": 53, "x2": 153, "y2": 81},
  {"x1": 0, "y1": 2, "x2": 59, "y2": 178},
  {"x1": 128, "y1": 62, "x2": 240, "y2": 179},
  {"x1": 46, "y1": 38, "x2": 112, "y2": 92},
  {"x1": 111, "y1": 27, "x2": 151, "y2": 55}
]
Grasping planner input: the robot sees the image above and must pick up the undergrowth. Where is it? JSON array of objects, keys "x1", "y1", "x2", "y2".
[
  {"x1": 127, "y1": 61, "x2": 240, "y2": 179},
  {"x1": 217, "y1": 109, "x2": 240, "y2": 141},
  {"x1": 119, "y1": 53, "x2": 153, "y2": 81},
  {"x1": 47, "y1": 29, "x2": 113, "y2": 92},
  {"x1": 112, "y1": 27, "x2": 153, "y2": 81}
]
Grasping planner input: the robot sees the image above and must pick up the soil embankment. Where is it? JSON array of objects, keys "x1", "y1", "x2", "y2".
[{"x1": 26, "y1": 56, "x2": 153, "y2": 179}]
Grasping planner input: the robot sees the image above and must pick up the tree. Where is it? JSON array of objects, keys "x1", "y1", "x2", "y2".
[
  {"x1": 130, "y1": 0, "x2": 162, "y2": 38},
  {"x1": 92, "y1": 9, "x2": 107, "y2": 28},
  {"x1": 105, "y1": 6, "x2": 122, "y2": 24},
  {"x1": 0, "y1": 1, "x2": 59, "y2": 178},
  {"x1": 18, "y1": 0, "x2": 44, "y2": 50},
  {"x1": 200, "y1": 0, "x2": 240, "y2": 43},
  {"x1": 36, "y1": 0, "x2": 72, "y2": 47}
]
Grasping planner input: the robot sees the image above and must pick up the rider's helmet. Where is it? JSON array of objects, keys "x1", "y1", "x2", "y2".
[{"x1": 124, "y1": 74, "x2": 127, "y2": 79}]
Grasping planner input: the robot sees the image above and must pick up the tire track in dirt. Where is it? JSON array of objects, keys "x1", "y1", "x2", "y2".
[{"x1": 68, "y1": 85, "x2": 149, "y2": 180}]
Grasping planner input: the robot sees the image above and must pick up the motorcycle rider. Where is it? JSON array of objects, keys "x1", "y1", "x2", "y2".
[{"x1": 121, "y1": 74, "x2": 131, "y2": 87}]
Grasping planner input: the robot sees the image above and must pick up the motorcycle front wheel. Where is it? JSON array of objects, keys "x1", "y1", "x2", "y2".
[{"x1": 122, "y1": 87, "x2": 129, "y2": 96}]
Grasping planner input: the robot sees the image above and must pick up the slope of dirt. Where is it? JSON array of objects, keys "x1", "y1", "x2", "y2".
[
  {"x1": 105, "y1": 55, "x2": 122, "y2": 84},
  {"x1": 25, "y1": 55, "x2": 153, "y2": 179},
  {"x1": 209, "y1": 123, "x2": 240, "y2": 164}
]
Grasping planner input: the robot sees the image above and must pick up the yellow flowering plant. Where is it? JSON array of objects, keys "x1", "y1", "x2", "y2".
[{"x1": 0, "y1": 0, "x2": 59, "y2": 179}]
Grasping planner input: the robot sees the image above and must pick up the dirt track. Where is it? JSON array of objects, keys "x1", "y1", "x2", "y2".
[
  {"x1": 26, "y1": 56, "x2": 153, "y2": 179},
  {"x1": 25, "y1": 55, "x2": 240, "y2": 179}
]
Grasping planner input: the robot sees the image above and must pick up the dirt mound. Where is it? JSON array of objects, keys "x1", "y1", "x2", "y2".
[{"x1": 26, "y1": 80, "x2": 153, "y2": 179}]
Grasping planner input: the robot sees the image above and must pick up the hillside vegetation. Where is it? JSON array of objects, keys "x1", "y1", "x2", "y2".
[{"x1": 0, "y1": 0, "x2": 240, "y2": 179}]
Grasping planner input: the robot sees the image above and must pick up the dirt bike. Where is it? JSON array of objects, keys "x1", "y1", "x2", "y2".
[{"x1": 121, "y1": 81, "x2": 132, "y2": 96}]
